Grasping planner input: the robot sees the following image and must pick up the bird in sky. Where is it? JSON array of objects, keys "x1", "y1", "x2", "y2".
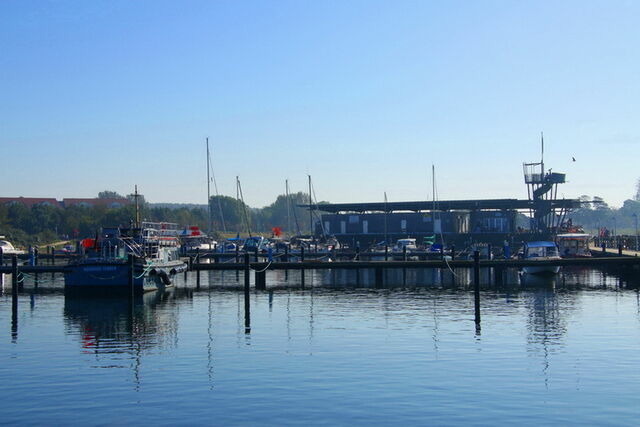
[{"x1": 572, "y1": 157, "x2": 576, "y2": 162}]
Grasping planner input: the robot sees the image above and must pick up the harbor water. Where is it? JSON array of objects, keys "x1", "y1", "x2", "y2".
[{"x1": 1, "y1": 267, "x2": 640, "y2": 425}]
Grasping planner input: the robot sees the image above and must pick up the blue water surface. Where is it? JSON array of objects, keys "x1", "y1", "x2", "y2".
[{"x1": 1, "y1": 267, "x2": 639, "y2": 425}]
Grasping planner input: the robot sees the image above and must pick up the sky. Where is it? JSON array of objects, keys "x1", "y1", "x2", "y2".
[{"x1": 1, "y1": 1, "x2": 639, "y2": 208}]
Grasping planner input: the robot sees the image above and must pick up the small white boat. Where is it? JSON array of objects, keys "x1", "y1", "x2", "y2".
[
  {"x1": 0, "y1": 237, "x2": 25, "y2": 255},
  {"x1": 391, "y1": 238, "x2": 419, "y2": 260},
  {"x1": 522, "y1": 241, "x2": 561, "y2": 275},
  {"x1": 556, "y1": 233, "x2": 591, "y2": 258}
]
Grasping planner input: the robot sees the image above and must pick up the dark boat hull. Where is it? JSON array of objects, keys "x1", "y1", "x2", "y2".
[{"x1": 64, "y1": 260, "x2": 186, "y2": 295}]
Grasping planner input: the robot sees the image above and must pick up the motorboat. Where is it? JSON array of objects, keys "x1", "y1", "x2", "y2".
[
  {"x1": 64, "y1": 222, "x2": 187, "y2": 294},
  {"x1": 391, "y1": 238, "x2": 419, "y2": 260},
  {"x1": 178, "y1": 226, "x2": 217, "y2": 252},
  {"x1": 556, "y1": 233, "x2": 591, "y2": 258},
  {"x1": 0, "y1": 237, "x2": 25, "y2": 255},
  {"x1": 522, "y1": 241, "x2": 561, "y2": 275}
]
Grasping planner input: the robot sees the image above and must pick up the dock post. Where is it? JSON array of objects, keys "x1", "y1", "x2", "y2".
[
  {"x1": 384, "y1": 245, "x2": 388, "y2": 261},
  {"x1": 374, "y1": 267, "x2": 383, "y2": 288},
  {"x1": 34, "y1": 247, "x2": 39, "y2": 289},
  {"x1": 300, "y1": 246, "x2": 305, "y2": 288},
  {"x1": 255, "y1": 269, "x2": 266, "y2": 290},
  {"x1": 403, "y1": 246, "x2": 407, "y2": 261},
  {"x1": 12, "y1": 254, "x2": 18, "y2": 302},
  {"x1": 244, "y1": 253, "x2": 250, "y2": 333},
  {"x1": 196, "y1": 248, "x2": 201, "y2": 289},
  {"x1": 473, "y1": 250, "x2": 481, "y2": 326},
  {"x1": 235, "y1": 245, "x2": 240, "y2": 263},
  {"x1": 451, "y1": 245, "x2": 455, "y2": 260},
  {"x1": 602, "y1": 242, "x2": 606, "y2": 253},
  {"x1": 128, "y1": 254, "x2": 135, "y2": 298},
  {"x1": 254, "y1": 247, "x2": 259, "y2": 263},
  {"x1": 618, "y1": 244, "x2": 623, "y2": 256},
  {"x1": 355, "y1": 246, "x2": 360, "y2": 261}
]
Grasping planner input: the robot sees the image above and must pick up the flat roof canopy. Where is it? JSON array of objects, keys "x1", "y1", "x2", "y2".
[{"x1": 300, "y1": 198, "x2": 581, "y2": 213}]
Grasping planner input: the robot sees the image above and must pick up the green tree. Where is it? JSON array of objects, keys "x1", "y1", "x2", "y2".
[{"x1": 98, "y1": 190, "x2": 124, "y2": 199}]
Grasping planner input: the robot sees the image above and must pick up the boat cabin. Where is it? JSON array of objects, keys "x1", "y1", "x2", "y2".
[
  {"x1": 556, "y1": 233, "x2": 591, "y2": 257},
  {"x1": 524, "y1": 241, "x2": 560, "y2": 259}
]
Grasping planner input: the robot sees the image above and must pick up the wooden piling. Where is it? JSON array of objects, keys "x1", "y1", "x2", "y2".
[
  {"x1": 12, "y1": 255, "x2": 18, "y2": 303},
  {"x1": 300, "y1": 246, "x2": 305, "y2": 288},
  {"x1": 473, "y1": 250, "x2": 481, "y2": 325},
  {"x1": 128, "y1": 254, "x2": 135, "y2": 298},
  {"x1": 196, "y1": 248, "x2": 201, "y2": 289},
  {"x1": 255, "y1": 269, "x2": 266, "y2": 290},
  {"x1": 244, "y1": 253, "x2": 250, "y2": 332},
  {"x1": 374, "y1": 267, "x2": 383, "y2": 288}
]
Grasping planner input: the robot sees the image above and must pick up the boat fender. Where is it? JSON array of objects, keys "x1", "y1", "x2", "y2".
[{"x1": 158, "y1": 270, "x2": 171, "y2": 286}]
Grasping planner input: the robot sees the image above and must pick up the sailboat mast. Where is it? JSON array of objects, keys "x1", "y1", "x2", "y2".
[
  {"x1": 206, "y1": 138, "x2": 212, "y2": 235},
  {"x1": 134, "y1": 185, "x2": 140, "y2": 228},
  {"x1": 432, "y1": 164, "x2": 436, "y2": 212},
  {"x1": 286, "y1": 180, "x2": 292, "y2": 235},
  {"x1": 541, "y1": 131, "x2": 545, "y2": 177},
  {"x1": 384, "y1": 191, "x2": 388, "y2": 245},
  {"x1": 308, "y1": 175, "x2": 313, "y2": 237}
]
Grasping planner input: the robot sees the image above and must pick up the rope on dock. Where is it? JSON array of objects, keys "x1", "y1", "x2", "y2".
[{"x1": 251, "y1": 261, "x2": 272, "y2": 273}]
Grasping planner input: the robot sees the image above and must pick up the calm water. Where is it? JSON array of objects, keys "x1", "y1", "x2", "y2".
[{"x1": 1, "y1": 267, "x2": 640, "y2": 425}]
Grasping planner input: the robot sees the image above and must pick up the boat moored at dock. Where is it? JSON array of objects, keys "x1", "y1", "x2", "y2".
[
  {"x1": 64, "y1": 222, "x2": 187, "y2": 294},
  {"x1": 522, "y1": 241, "x2": 561, "y2": 275},
  {"x1": 556, "y1": 233, "x2": 591, "y2": 258}
]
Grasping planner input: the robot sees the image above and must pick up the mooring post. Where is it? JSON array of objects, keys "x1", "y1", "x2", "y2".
[
  {"x1": 355, "y1": 245, "x2": 360, "y2": 261},
  {"x1": 618, "y1": 244, "x2": 623, "y2": 256},
  {"x1": 0, "y1": 247, "x2": 3, "y2": 287},
  {"x1": 12, "y1": 254, "x2": 19, "y2": 301},
  {"x1": 300, "y1": 246, "x2": 305, "y2": 288},
  {"x1": 602, "y1": 242, "x2": 606, "y2": 253},
  {"x1": 235, "y1": 245, "x2": 240, "y2": 263},
  {"x1": 451, "y1": 245, "x2": 455, "y2": 260},
  {"x1": 33, "y1": 247, "x2": 39, "y2": 288},
  {"x1": 384, "y1": 244, "x2": 388, "y2": 261},
  {"x1": 403, "y1": 245, "x2": 407, "y2": 261},
  {"x1": 440, "y1": 245, "x2": 444, "y2": 260},
  {"x1": 473, "y1": 250, "x2": 481, "y2": 325},
  {"x1": 196, "y1": 248, "x2": 201, "y2": 289},
  {"x1": 255, "y1": 269, "x2": 266, "y2": 290},
  {"x1": 128, "y1": 254, "x2": 135, "y2": 298},
  {"x1": 374, "y1": 267, "x2": 383, "y2": 288},
  {"x1": 244, "y1": 253, "x2": 250, "y2": 332}
]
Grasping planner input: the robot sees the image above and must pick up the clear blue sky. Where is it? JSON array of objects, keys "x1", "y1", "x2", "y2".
[{"x1": 1, "y1": 1, "x2": 638, "y2": 207}]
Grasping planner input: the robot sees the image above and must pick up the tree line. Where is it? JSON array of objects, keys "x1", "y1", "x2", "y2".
[{"x1": 0, "y1": 191, "x2": 317, "y2": 247}]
